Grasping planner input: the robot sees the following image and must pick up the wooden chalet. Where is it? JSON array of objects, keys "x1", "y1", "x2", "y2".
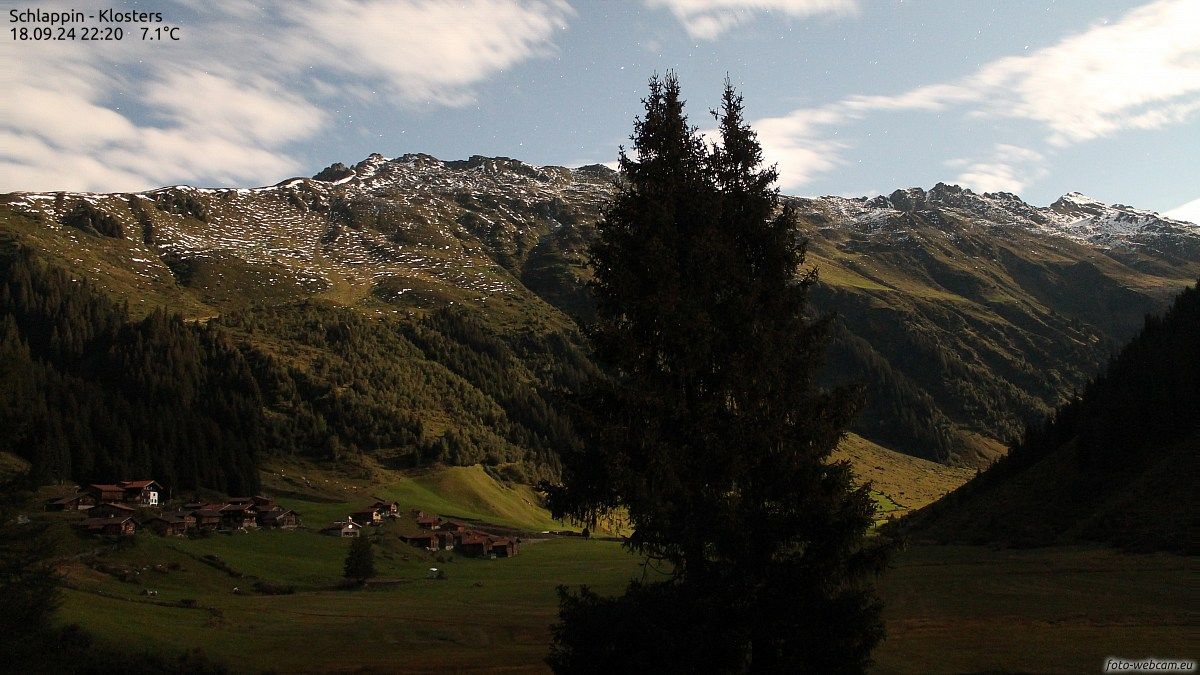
[
  {"x1": 415, "y1": 515, "x2": 442, "y2": 530},
  {"x1": 351, "y1": 509, "x2": 382, "y2": 526},
  {"x1": 403, "y1": 533, "x2": 440, "y2": 550},
  {"x1": 80, "y1": 516, "x2": 136, "y2": 536},
  {"x1": 457, "y1": 533, "x2": 492, "y2": 557},
  {"x1": 369, "y1": 499, "x2": 399, "y2": 517},
  {"x1": 219, "y1": 508, "x2": 258, "y2": 531},
  {"x1": 490, "y1": 537, "x2": 518, "y2": 557},
  {"x1": 147, "y1": 514, "x2": 189, "y2": 537},
  {"x1": 90, "y1": 502, "x2": 137, "y2": 519},
  {"x1": 435, "y1": 531, "x2": 457, "y2": 550},
  {"x1": 83, "y1": 480, "x2": 162, "y2": 507},
  {"x1": 251, "y1": 495, "x2": 276, "y2": 510},
  {"x1": 120, "y1": 480, "x2": 162, "y2": 506},
  {"x1": 258, "y1": 508, "x2": 299, "y2": 529},
  {"x1": 45, "y1": 494, "x2": 96, "y2": 511},
  {"x1": 165, "y1": 510, "x2": 198, "y2": 529},
  {"x1": 192, "y1": 509, "x2": 223, "y2": 531},
  {"x1": 439, "y1": 520, "x2": 469, "y2": 533},
  {"x1": 322, "y1": 520, "x2": 362, "y2": 537},
  {"x1": 85, "y1": 484, "x2": 125, "y2": 504}
]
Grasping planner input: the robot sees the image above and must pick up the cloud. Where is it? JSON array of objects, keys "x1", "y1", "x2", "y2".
[
  {"x1": 949, "y1": 144, "x2": 1048, "y2": 195},
  {"x1": 287, "y1": 0, "x2": 573, "y2": 106},
  {"x1": 1165, "y1": 197, "x2": 1200, "y2": 224},
  {"x1": 646, "y1": 0, "x2": 858, "y2": 40},
  {"x1": 751, "y1": 109, "x2": 848, "y2": 188},
  {"x1": 0, "y1": 0, "x2": 571, "y2": 192},
  {"x1": 966, "y1": 0, "x2": 1200, "y2": 145},
  {"x1": 755, "y1": 0, "x2": 1200, "y2": 191},
  {"x1": 142, "y1": 71, "x2": 328, "y2": 146}
]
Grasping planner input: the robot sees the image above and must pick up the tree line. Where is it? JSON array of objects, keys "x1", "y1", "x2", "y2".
[
  {"x1": 0, "y1": 247, "x2": 263, "y2": 493},
  {"x1": 0, "y1": 244, "x2": 598, "y2": 492}
]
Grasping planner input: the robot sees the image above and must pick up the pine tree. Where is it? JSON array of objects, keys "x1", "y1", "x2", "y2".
[
  {"x1": 0, "y1": 485, "x2": 62, "y2": 664},
  {"x1": 547, "y1": 74, "x2": 889, "y2": 673},
  {"x1": 343, "y1": 533, "x2": 375, "y2": 583}
]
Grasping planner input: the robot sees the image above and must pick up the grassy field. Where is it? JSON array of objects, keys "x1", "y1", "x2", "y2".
[
  {"x1": 41, "y1": 458, "x2": 1194, "y2": 673},
  {"x1": 60, "y1": 535, "x2": 649, "y2": 673},
  {"x1": 874, "y1": 545, "x2": 1198, "y2": 675},
  {"x1": 48, "y1": 461, "x2": 644, "y2": 671},
  {"x1": 57, "y1": 529, "x2": 1195, "y2": 674}
]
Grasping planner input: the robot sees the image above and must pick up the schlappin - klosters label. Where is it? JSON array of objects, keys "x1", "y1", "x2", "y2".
[{"x1": 8, "y1": 6, "x2": 178, "y2": 41}]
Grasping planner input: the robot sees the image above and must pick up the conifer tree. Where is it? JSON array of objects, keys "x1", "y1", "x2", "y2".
[
  {"x1": 0, "y1": 484, "x2": 61, "y2": 664},
  {"x1": 547, "y1": 74, "x2": 889, "y2": 673},
  {"x1": 343, "y1": 533, "x2": 375, "y2": 583}
]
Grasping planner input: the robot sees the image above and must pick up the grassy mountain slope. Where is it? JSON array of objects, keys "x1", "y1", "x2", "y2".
[
  {"x1": 903, "y1": 281, "x2": 1199, "y2": 552},
  {"x1": 797, "y1": 188, "x2": 1198, "y2": 464},
  {"x1": 3, "y1": 158, "x2": 1198, "y2": 471},
  {"x1": 0, "y1": 226, "x2": 591, "y2": 488},
  {"x1": 260, "y1": 458, "x2": 568, "y2": 532},
  {"x1": 831, "y1": 433, "x2": 974, "y2": 521}
]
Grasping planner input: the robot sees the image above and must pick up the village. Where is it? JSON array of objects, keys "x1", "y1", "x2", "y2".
[{"x1": 45, "y1": 478, "x2": 520, "y2": 558}]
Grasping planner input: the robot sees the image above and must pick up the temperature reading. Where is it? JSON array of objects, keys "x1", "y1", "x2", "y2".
[
  {"x1": 8, "y1": 10, "x2": 183, "y2": 44},
  {"x1": 140, "y1": 26, "x2": 179, "y2": 40}
]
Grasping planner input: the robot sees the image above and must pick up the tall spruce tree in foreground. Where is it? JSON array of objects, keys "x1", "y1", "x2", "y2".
[{"x1": 546, "y1": 74, "x2": 889, "y2": 673}]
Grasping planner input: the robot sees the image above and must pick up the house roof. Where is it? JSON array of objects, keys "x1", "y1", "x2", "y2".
[
  {"x1": 416, "y1": 515, "x2": 441, "y2": 524},
  {"x1": 81, "y1": 516, "x2": 133, "y2": 526},
  {"x1": 150, "y1": 514, "x2": 187, "y2": 524},
  {"x1": 96, "y1": 503, "x2": 136, "y2": 512},
  {"x1": 193, "y1": 509, "x2": 224, "y2": 518},
  {"x1": 88, "y1": 483, "x2": 123, "y2": 491},
  {"x1": 121, "y1": 480, "x2": 158, "y2": 489}
]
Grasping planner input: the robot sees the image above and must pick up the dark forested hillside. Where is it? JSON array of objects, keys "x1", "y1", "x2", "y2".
[
  {"x1": 212, "y1": 301, "x2": 592, "y2": 482},
  {"x1": 903, "y1": 280, "x2": 1200, "y2": 552},
  {"x1": 0, "y1": 246, "x2": 264, "y2": 493}
]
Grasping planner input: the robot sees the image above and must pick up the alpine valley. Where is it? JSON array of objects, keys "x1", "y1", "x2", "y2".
[{"x1": 2, "y1": 153, "x2": 1199, "y2": 491}]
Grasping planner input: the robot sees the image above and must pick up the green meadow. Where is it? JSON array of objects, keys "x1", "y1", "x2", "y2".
[
  {"x1": 61, "y1": 534, "x2": 646, "y2": 673},
  {"x1": 44, "y1": 461, "x2": 1196, "y2": 673}
]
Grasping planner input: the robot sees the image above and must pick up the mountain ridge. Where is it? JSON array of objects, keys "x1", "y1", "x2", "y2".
[{"x1": 3, "y1": 153, "x2": 1198, "y2": 467}]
